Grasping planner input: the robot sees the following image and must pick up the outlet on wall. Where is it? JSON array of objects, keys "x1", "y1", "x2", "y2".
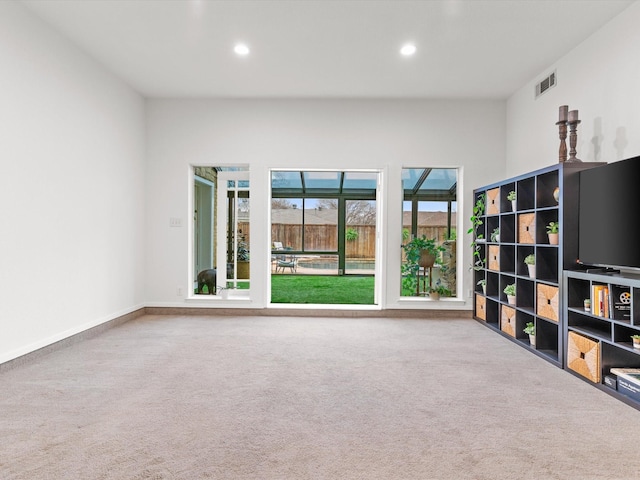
[{"x1": 177, "y1": 286, "x2": 182, "y2": 296}]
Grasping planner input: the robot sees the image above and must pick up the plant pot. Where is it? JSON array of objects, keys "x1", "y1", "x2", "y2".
[
  {"x1": 220, "y1": 288, "x2": 230, "y2": 300},
  {"x1": 507, "y1": 295, "x2": 516, "y2": 306},
  {"x1": 529, "y1": 334, "x2": 536, "y2": 347},
  {"x1": 527, "y1": 264, "x2": 536, "y2": 279},
  {"x1": 511, "y1": 200, "x2": 517, "y2": 212},
  {"x1": 237, "y1": 261, "x2": 250, "y2": 279},
  {"x1": 633, "y1": 338, "x2": 640, "y2": 349},
  {"x1": 481, "y1": 284, "x2": 486, "y2": 295},
  {"x1": 548, "y1": 233, "x2": 559, "y2": 245},
  {"x1": 429, "y1": 292, "x2": 440, "y2": 301},
  {"x1": 418, "y1": 251, "x2": 436, "y2": 269}
]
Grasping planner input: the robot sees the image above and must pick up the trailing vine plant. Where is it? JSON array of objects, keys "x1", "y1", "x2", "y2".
[{"x1": 467, "y1": 193, "x2": 486, "y2": 271}]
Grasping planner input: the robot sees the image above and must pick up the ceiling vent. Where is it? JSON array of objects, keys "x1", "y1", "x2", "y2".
[{"x1": 535, "y1": 71, "x2": 556, "y2": 98}]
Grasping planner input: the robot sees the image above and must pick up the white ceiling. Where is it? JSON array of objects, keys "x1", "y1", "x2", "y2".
[{"x1": 22, "y1": 0, "x2": 634, "y2": 99}]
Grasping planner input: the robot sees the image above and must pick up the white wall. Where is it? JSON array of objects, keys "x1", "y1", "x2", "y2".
[
  {"x1": 145, "y1": 99, "x2": 505, "y2": 310},
  {"x1": 0, "y1": 2, "x2": 146, "y2": 362},
  {"x1": 506, "y1": 1, "x2": 640, "y2": 177}
]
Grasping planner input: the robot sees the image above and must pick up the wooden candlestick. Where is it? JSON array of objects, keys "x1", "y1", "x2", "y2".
[
  {"x1": 556, "y1": 120, "x2": 568, "y2": 163},
  {"x1": 567, "y1": 119, "x2": 582, "y2": 163}
]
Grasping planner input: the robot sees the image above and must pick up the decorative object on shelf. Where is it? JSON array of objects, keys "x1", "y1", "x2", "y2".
[
  {"x1": 504, "y1": 283, "x2": 516, "y2": 305},
  {"x1": 567, "y1": 109, "x2": 582, "y2": 163},
  {"x1": 632, "y1": 335, "x2": 640, "y2": 349},
  {"x1": 524, "y1": 321, "x2": 536, "y2": 347},
  {"x1": 553, "y1": 186, "x2": 560, "y2": 203},
  {"x1": 402, "y1": 235, "x2": 444, "y2": 296},
  {"x1": 546, "y1": 221, "x2": 559, "y2": 245},
  {"x1": 556, "y1": 105, "x2": 569, "y2": 163},
  {"x1": 584, "y1": 298, "x2": 591, "y2": 312},
  {"x1": 507, "y1": 190, "x2": 516, "y2": 211},
  {"x1": 477, "y1": 279, "x2": 486, "y2": 295},
  {"x1": 490, "y1": 227, "x2": 500, "y2": 243},
  {"x1": 524, "y1": 254, "x2": 536, "y2": 279},
  {"x1": 468, "y1": 193, "x2": 486, "y2": 271}
]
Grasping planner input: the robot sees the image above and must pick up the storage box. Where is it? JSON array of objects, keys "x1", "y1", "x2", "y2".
[
  {"x1": 488, "y1": 245, "x2": 500, "y2": 271},
  {"x1": 486, "y1": 188, "x2": 500, "y2": 215},
  {"x1": 537, "y1": 284, "x2": 559, "y2": 322},
  {"x1": 518, "y1": 213, "x2": 536, "y2": 244},
  {"x1": 501, "y1": 305, "x2": 516, "y2": 337},
  {"x1": 567, "y1": 331, "x2": 601, "y2": 383},
  {"x1": 475, "y1": 294, "x2": 486, "y2": 321}
]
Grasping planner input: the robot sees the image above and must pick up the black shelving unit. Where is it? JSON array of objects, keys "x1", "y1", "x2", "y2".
[
  {"x1": 564, "y1": 270, "x2": 640, "y2": 410},
  {"x1": 472, "y1": 163, "x2": 602, "y2": 367}
]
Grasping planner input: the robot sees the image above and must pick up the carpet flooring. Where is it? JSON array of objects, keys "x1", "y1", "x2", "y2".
[{"x1": 1, "y1": 314, "x2": 640, "y2": 479}]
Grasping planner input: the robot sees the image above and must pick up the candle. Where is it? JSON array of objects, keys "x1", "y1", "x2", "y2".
[
  {"x1": 559, "y1": 105, "x2": 568, "y2": 122},
  {"x1": 568, "y1": 109, "x2": 579, "y2": 122}
]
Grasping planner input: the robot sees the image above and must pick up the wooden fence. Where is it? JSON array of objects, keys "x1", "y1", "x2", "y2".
[{"x1": 269, "y1": 224, "x2": 451, "y2": 258}]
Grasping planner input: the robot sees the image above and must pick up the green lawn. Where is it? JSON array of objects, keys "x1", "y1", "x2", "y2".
[{"x1": 271, "y1": 275, "x2": 375, "y2": 304}]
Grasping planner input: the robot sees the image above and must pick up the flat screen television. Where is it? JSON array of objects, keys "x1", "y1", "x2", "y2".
[{"x1": 578, "y1": 155, "x2": 640, "y2": 270}]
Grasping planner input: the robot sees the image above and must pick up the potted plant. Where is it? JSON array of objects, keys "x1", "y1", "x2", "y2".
[
  {"x1": 524, "y1": 254, "x2": 535, "y2": 279},
  {"x1": 632, "y1": 335, "x2": 640, "y2": 349},
  {"x1": 524, "y1": 322, "x2": 536, "y2": 347},
  {"x1": 490, "y1": 227, "x2": 500, "y2": 243},
  {"x1": 467, "y1": 193, "x2": 486, "y2": 271},
  {"x1": 504, "y1": 283, "x2": 516, "y2": 305},
  {"x1": 546, "y1": 221, "x2": 559, "y2": 245},
  {"x1": 402, "y1": 235, "x2": 445, "y2": 295},
  {"x1": 236, "y1": 235, "x2": 250, "y2": 279},
  {"x1": 507, "y1": 190, "x2": 516, "y2": 211},
  {"x1": 429, "y1": 283, "x2": 451, "y2": 301},
  {"x1": 477, "y1": 279, "x2": 486, "y2": 295}
]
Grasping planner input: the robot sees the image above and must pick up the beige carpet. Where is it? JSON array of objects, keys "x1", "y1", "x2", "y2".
[{"x1": 1, "y1": 314, "x2": 640, "y2": 479}]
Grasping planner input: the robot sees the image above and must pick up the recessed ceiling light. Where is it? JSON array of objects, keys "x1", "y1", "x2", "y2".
[
  {"x1": 400, "y1": 43, "x2": 417, "y2": 57},
  {"x1": 234, "y1": 43, "x2": 250, "y2": 56}
]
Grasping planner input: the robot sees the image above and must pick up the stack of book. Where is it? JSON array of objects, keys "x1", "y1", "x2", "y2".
[
  {"x1": 590, "y1": 284, "x2": 631, "y2": 321},
  {"x1": 610, "y1": 368, "x2": 640, "y2": 401}
]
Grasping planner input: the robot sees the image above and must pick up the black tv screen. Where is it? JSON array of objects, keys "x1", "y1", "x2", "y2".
[{"x1": 579, "y1": 155, "x2": 640, "y2": 269}]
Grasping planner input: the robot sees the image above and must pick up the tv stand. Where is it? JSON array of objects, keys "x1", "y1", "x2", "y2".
[{"x1": 564, "y1": 270, "x2": 640, "y2": 410}]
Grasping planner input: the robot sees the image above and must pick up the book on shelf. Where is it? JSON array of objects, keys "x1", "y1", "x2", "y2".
[
  {"x1": 613, "y1": 374, "x2": 640, "y2": 402},
  {"x1": 610, "y1": 368, "x2": 640, "y2": 385},
  {"x1": 591, "y1": 284, "x2": 610, "y2": 318},
  {"x1": 609, "y1": 284, "x2": 632, "y2": 321}
]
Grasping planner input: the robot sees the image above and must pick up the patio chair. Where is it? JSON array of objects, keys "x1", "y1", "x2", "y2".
[{"x1": 274, "y1": 245, "x2": 297, "y2": 273}]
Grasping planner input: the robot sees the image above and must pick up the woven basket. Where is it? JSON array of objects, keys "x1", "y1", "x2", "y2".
[
  {"x1": 567, "y1": 332, "x2": 601, "y2": 383},
  {"x1": 518, "y1": 213, "x2": 535, "y2": 244},
  {"x1": 501, "y1": 305, "x2": 516, "y2": 337},
  {"x1": 486, "y1": 188, "x2": 500, "y2": 215},
  {"x1": 537, "y1": 284, "x2": 559, "y2": 322},
  {"x1": 488, "y1": 245, "x2": 500, "y2": 271},
  {"x1": 475, "y1": 294, "x2": 486, "y2": 321}
]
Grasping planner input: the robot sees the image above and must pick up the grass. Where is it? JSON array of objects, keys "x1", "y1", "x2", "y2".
[{"x1": 271, "y1": 275, "x2": 375, "y2": 304}]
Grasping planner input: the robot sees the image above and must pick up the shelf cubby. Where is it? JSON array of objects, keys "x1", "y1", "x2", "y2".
[
  {"x1": 535, "y1": 209, "x2": 559, "y2": 245},
  {"x1": 535, "y1": 246, "x2": 558, "y2": 283},
  {"x1": 516, "y1": 177, "x2": 535, "y2": 211},
  {"x1": 536, "y1": 170, "x2": 560, "y2": 208}
]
